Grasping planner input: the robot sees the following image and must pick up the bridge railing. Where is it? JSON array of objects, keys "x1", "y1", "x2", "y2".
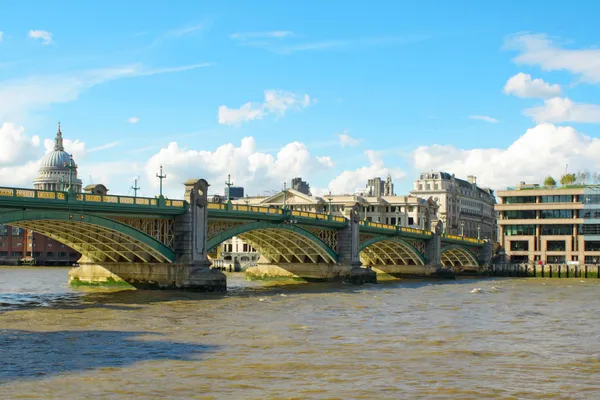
[
  {"x1": 359, "y1": 220, "x2": 433, "y2": 236},
  {"x1": 207, "y1": 203, "x2": 347, "y2": 223},
  {"x1": 0, "y1": 186, "x2": 186, "y2": 209},
  {"x1": 441, "y1": 234, "x2": 485, "y2": 245}
]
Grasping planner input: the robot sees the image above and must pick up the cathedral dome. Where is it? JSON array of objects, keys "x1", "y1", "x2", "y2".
[
  {"x1": 33, "y1": 123, "x2": 82, "y2": 193},
  {"x1": 40, "y1": 149, "x2": 71, "y2": 170}
]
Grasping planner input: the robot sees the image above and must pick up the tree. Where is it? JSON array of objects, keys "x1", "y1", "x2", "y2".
[
  {"x1": 543, "y1": 176, "x2": 556, "y2": 187},
  {"x1": 581, "y1": 171, "x2": 590, "y2": 185},
  {"x1": 560, "y1": 173, "x2": 576, "y2": 186}
]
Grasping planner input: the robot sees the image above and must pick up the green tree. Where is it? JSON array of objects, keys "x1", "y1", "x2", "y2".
[
  {"x1": 543, "y1": 176, "x2": 556, "y2": 187},
  {"x1": 560, "y1": 173, "x2": 576, "y2": 186}
]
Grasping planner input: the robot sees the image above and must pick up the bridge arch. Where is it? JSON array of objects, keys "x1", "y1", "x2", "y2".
[
  {"x1": 360, "y1": 236, "x2": 425, "y2": 266},
  {"x1": 440, "y1": 245, "x2": 479, "y2": 267},
  {"x1": 206, "y1": 221, "x2": 338, "y2": 264},
  {"x1": 0, "y1": 210, "x2": 175, "y2": 263}
]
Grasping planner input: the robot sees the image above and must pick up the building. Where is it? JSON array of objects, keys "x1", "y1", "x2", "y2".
[
  {"x1": 211, "y1": 236, "x2": 260, "y2": 271},
  {"x1": 232, "y1": 189, "x2": 439, "y2": 231},
  {"x1": 291, "y1": 177, "x2": 311, "y2": 195},
  {"x1": 365, "y1": 175, "x2": 394, "y2": 197},
  {"x1": 496, "y1": 183, "x2": 600, "y2": 265},
  {"x1": 411, "y1": 172, "x2": 496, "y2": 241},
  {"x1": 0, "y1": 123, "x2": 82, "y2": 266},
  {"x1": 33, "y1": 123, "x2": 82, "y2": 193},
  {"x1": 224, "y1": 186, "x2": 244, "y2": 200}
]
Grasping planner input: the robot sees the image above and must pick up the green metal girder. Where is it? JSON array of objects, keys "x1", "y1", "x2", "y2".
[
  {"x1": 206, "y1": 209, "x2": 347, "y2": 228},
  {"x1": 359, "y1": 225, "x2": 432, "y2": 240},
  {"x1": 359, "y1": 236, "x2": 426, "y2": 264},
  {"x1": 440, "y1": 236, "x2": 485, "y2": 247},
  {"x1": 440, "y1": 244, "x2": 479, "y2": 266},
  {"x1": 206, "y1": 220, "x2": 339, "y2": 263},
  {"x1": 0, "y1": 196, "x2": 186, "y2": 217},
  {"x1": 0, "y1": 209, "x2": 175, "y2": 262}
]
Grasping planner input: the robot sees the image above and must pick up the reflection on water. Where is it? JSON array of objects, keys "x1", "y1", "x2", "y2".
[{"x1": 1, "y1": 266, "x2": 600, "y2": 398}]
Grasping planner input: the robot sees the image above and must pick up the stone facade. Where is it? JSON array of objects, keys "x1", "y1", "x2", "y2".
[{"x1": 411, "y1": 171, "x2": 496, "y2": 241}]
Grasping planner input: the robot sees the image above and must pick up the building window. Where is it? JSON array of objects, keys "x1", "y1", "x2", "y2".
[
  {"x1": 540, "y1": 210, "x2": 573, "y2": 219},
  {"x1": 581, "y1": 224, "x2": 600, "y2": 235},
  {"x1": 59, "y1": 252, "x2": 66, "y2": 257},
  {"x1": 504, "y1": 225, "x2": 536, "y2": 236},
  {"x1": 547, "y1": 255, "x2": 566, "y2": 264},
  {"x1": 541, "y1": 195, "x2": 572, "y2": 203},
  {"x1": 547, "y1": 240, "x2": 566, "y2": 251},
  {"x1": 583, "y1": 195, "x2": 600, "y2": 204},
  {"x1": 46, "y1": 252, "x2": 54, "y2": 257},
  {"x1": 510, "y1": 241, "x2": 529, "y2": 251},
  {"x1": 585, "y1": 241, "x2": 600, "y2": 251},
  {"x1": 541, "y1": 225, "x2": 572, "y2": 235},
  {"x1": 504, "y1": 196, "x2": 536, "y2": 204},
  {"x1": 503, "y1": 210, "x2": 536, "y2": 219}
]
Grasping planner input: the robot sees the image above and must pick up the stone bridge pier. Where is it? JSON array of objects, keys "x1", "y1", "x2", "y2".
[
  {"x1": 243, "y1": 205, "x2": 377, "y2": 284},
  {"x1": 69, "y1": 179, "x2": 226, "y2": 291}
]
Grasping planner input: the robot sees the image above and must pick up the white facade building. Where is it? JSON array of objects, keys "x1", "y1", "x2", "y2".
[{"x1": 411, "y1": 172, "x2": 496, "y2": 241}]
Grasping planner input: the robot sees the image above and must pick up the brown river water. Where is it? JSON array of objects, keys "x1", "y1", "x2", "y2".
[{"x1": 1, "y1": 266, "x2": 600, "y2": 399}]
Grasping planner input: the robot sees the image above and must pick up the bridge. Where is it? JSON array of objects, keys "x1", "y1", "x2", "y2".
[{"x1": 0, "y1": 179, "x2": 491, "y2": 291}]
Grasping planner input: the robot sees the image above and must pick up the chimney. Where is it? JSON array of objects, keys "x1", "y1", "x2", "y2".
[{"x1": 467, "y1": 175, "x2": 477, "y2": 184}]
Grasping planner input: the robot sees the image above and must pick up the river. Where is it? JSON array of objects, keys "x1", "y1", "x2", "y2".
[{"x1": 1, "y1": 266, "x2": 600, "y2": 399}]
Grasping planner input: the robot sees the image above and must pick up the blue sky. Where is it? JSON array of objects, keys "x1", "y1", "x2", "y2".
[{"x1": 2, "y1": 0, "x2": 600, "y2": 198}]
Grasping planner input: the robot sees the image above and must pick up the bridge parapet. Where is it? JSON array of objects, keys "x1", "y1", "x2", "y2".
[{"x1": 0, "y1": 186, "x2": 187, "y2": 214}]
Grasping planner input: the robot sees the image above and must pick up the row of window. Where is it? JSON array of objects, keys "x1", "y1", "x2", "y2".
[
  {"x1": 504, "y1": 195, "x2": 574, "y2": 204},
  {"x1": 504, "y1": 224, "x2": 573, "y2": 236},
  {"x1": 509, "y1": 240, "x2": 600, "y2": 252},
  {"x1": 504, "y1": 224, "x2": 600, "y2": 235}
]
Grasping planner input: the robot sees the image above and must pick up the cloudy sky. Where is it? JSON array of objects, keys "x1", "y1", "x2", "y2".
[{"x1": 1, "y1": 0, "x2": 600, "y2": 199}]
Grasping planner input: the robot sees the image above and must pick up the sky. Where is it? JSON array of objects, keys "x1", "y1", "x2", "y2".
[{"x1": 2, "y1": 0, "x2": 600, "y2": 199}]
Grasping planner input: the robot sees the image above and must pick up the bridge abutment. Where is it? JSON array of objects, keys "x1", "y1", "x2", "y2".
[{"x1": 68, "y1": 257, "x2": 227, "y2": 291}]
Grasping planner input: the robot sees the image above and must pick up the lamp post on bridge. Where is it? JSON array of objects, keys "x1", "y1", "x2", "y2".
[
  {"x1": 477, "y1": 223, "x2": 481, "y2": 240},
  {"x1": 132, "y1": 179, "x2": 140, "y2": 199},
  {"x1": 156, "y1": 166, "x2": 167, "y2": 198},
  {"x1": 63, "y1": 155, "x2": 77, "y2": 194},
  {"x1": 282, "y1": 182, "x2": 287, "y2": 210},
  {"x1": 244, "y1": 194, "x2": 249, "y2": 206},
  {"x1": 59, "y1": 176, "x2": 66, "y2": 192},
  {"x1": 327, "y1": 190, "x2": 333, "y2": 215},
  {"x1": 225, "y1": 174, "x2": 234, "y2": 203},
  {"x1": 460, "y1": 220, "x2": 465, "y2": 237}
]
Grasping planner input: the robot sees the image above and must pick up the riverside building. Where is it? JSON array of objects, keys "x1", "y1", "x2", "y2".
[
  {"x1": 411, "y1": 172, "x2": 497, "y2": 241},
  {"x1": 496, "y1": 182, "x2": 600, "y2": 264}
]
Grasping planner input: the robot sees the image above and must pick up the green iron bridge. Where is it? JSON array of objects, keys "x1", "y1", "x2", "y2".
[{"x1": 0, "y1": 180, "x2": 490, "y2": 290}]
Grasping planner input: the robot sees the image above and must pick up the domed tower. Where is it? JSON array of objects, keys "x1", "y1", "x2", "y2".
[{"x1": 33, "y1": 123, "x2": 82, "y2": 192}]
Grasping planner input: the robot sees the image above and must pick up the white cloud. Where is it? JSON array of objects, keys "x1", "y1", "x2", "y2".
[
  {"x1": 230, "y1": 31, "x2": 295, "y2": 40},
  {"x1": 469, "y1": 115, "x2": 499, "y2": 123},
  {"x1": 28, "y1": 30, "x2": 53, "y2": 45},
  {"x1": 128, "y1": 117, "x2": 140, "y2": 124},
  {"x1": 0, "y1": 123, "x2": 41, "y2": 166},
  {"x1": 43, "y1": 137, "x2": 87, "y2": 161},
  {"x1": 0, "y1": 63, "x2": 212, "y2": 122},
  {"x1": 338, "y1": 131, "x2": 362, "y2": 148},
  {"x1": 524, "y1": 97, "x2": 600, "y2": 123},
  {"x1": 506, "y1": 33, "x2": 600, "y2": 84},
  {"x1": 232, "y1": 32, "x2": 430, "y2": 55},
  {"x1": 89, "y1": 141, "x2": 120, "y2": 153},
  {"x1": 328, "y1": 150, "x2": 405, "y2": 194},
  {"x1": 413, "y1": 123, "x2": 600, "y2": 190},
  {"x1": 218, "y1": 90, "x2": 312, "y2": 125},
  {"x1": 504, "y1": 72, "x2": 561, "y2": 98},
  {"x1": 145, "y1": 137, "x2": 333, "y2": 198}
]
